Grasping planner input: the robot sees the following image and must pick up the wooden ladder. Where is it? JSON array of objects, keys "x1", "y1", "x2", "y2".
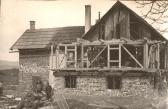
[{"x1": 53, "y1": 94, "x2": 69, "y2": 109}]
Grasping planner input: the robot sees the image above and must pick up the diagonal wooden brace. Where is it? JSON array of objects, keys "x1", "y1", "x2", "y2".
[
  {"x1": 121, "y1": 45, "x2": 144, "y2": 68},
  {"x1": 89, "y1": 46, "x2": 107, "y2": 67}
]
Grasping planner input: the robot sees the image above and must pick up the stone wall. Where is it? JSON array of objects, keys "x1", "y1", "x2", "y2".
[
  {"x1": 53, "y1": 75, "x2": 155, "y2": 97},
  {"x1": 17, "y1": 49, "x2": 50, "y2": 96}
]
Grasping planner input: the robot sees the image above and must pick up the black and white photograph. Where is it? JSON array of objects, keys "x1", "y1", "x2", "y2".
[{"x1": 0, "y1": 0, "x2": 168, "y2": 109}]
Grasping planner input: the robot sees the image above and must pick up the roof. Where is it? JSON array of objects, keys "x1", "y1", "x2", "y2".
[
  {"x1": 83, "y1": 1, "x2": 166, "y2": 41},
  {"x1": 11, "y1": 26, "x2": 84, "y2": 50}
]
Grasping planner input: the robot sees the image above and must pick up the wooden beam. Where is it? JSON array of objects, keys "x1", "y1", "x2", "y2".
[
  {"x1": 119, "y1": 44, "x2": 121, "y2": 68},
  {"x1": 165, "y1": 47, "x2": 167, "y2": 69},
  {"x1": 107, "y1": 44, "x2": 110, "y2": 68},
  {"x1": 81, "y1": 44, "x2": 84, "y2": 68},
  {"x1": 148, "y1": 45, "x2": 154, "y2": 68},
  {"x1": 157, "y1": 43, "x2": 160, "y2": 69},
  {"x1": 89, "y1": 46, "x2": 107, "y2": 67},
  {"x1": 121, "y1": 45, "x2": 143, "y2": 68},
  {"x1": 144, "y1": 42, "x2": 148, "y2": 68},
  {"x1": 50, "y1": 44, "x2": 54, "y2": 69},
  {"x1": 56, "y1": 45, "x2": 59, "y2": 68},
  {"x1": 81, "y1": 40, "x2": 162, "y2": 46},
  {"x1": 75, "y1": 44, "x2": 77, "y2": 68},
  {"x1": 65, "y1": 45, "x2": 67, "y2": 68}
]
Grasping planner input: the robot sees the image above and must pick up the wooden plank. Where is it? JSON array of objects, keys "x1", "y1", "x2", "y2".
[
  {"x1": 81, "y1": 44, "x2": 84, "y2": 68},
  {"x1": 109, "y1": 48, "x2": 119, "y2": 50},
  {"x1": 121, "y1": 45, "x2": 143, "y2": 68},
  {"x1": 50, "y1": 44, "x2": 54, "y2": 69},
  {"x1": 81, "y1": 40, "x2": 162, "y2": 46},
  {"x1": 107, "y1": 44, "x2": 110, "y2": 68},
  {"x1": 165, "y1": 47, "x2": 167, "y2": 69},
  {"x1": 53, "y1": 94, "x2": 69, "y2": 109},
  {"x1": 65, "y1": 45, "x2": 67, "y2": 68},
  {"x1": 147, "y1": 45, "x2": 153, "y2": 68},
  {"x1": 119, "y1": 44, "x2": 121, "y2": 68},
  {"x1": 109, "y1": 60, "x2": 119, "y2": 62},
  {"x1": 143, "y1": 42, "x2": 148, "y2": 68},
  {"x1": 75, "y1": 45, "x2": 77, "y2": 68},
  {"x1": 157, "y1": 43, "x2": 160, "y2": 69},
  {"x1": 56, "y1": 45, "x2": 59, "y2": 68}
]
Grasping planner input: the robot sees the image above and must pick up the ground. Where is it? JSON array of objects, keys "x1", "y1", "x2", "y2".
[{"x1": 0, "y1": 93, "x2": 167, "y2": 109}]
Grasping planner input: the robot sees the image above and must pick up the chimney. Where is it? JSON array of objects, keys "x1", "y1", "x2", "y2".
[
  {"x1": 29, "y1": 21, "x2": 35, "y2": 31},
  {"x1": 95, "y1": 12, "x2": 101, "y2": 24},
  {"x1": 85, "y1": 5, "x2": 91, "y2": 33}
]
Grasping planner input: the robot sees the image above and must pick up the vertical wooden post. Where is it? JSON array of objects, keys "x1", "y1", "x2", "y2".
[
  {"x1": 65, "y1": 45, "x2": 67, "y2": 68},
  {"x1": 157, "y1": 43, "x2": 160, "y2": 69},
  {"x1": 75, "y1": 44, "x2": 77, "y2": 68},
  {"x1": 81, "y1": 44, "x2": 84, "y2": 68},
  {"x1": 165, "y1": 47, "x2": 167, "y2": 69},
  {"x1": 107, "y1": 44, "x2": 110, "y2": 68},
  {"x1": 119, "y1": 43, "x2": 121, "y2": 68},
  {"x1": 50, "y1": 44, "x2": 54, "y2": 69},
  {"x1": 49, "y1": 44, "x2": 54, "y2": 85},
  {"x1": 55, "y1": 45, "x2": 59, "y2": 68},
  {"x1": 143, "y1": 42, "x2": 148, "y2": 68}
]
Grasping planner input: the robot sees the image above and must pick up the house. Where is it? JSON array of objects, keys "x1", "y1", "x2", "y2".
[{"x1": 11, "y1": 1, "x2": 168, "y2": 97}]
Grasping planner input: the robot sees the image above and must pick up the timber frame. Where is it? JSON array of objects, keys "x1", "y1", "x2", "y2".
[{"x1": 51, "y1": 38, "x2": 168, "y2": 72}]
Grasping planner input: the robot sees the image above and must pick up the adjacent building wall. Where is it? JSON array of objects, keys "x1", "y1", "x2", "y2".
[{"x1": 17, "y1": 49, "x2": 50, "y2": 95}]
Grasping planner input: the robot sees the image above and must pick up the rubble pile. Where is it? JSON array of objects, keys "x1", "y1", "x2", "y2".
[{"x1": 0, "y1": 95, "x2": 21, "y2": 109}]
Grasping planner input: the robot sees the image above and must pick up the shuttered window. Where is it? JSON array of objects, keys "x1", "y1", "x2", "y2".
[
  {"x1": 107, "y1": 76, "x2": 121, "y2": 89},
  {"x1": 65, "y1": 76, "x2": 77, "y2": 88}
]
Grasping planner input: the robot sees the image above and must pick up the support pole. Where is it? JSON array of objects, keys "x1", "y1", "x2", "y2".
[
  {"x1": 107, "y1": 44, "x2": 110, "y2": 68},
  {"x1": 65, "y1": 45, "x2": 67, "y2": 68},
  {"x1": 119, "y1": 44, "x2": 121, "y2": 68},
  {"x1": 144, "y1": 42, "x2": 148, "y2": 68},
  {"x1": 157, "y1": 43, "x2": 160, "y2": 69},
  {"x1": 56, "y1": 45, "x2": 59, "y2": 68},
  {"x1": 165, "y1": 47, "x2": 167, "y2": 69},
  {"x1": 50, "y1": 44, "x2": 54, "y2": 69},
  {"x1": 81, "y1": 44, "x2": 84, "y2": 68},
  {"x1": 75, "y1": 44, "x2": 77, "y2": 68}
]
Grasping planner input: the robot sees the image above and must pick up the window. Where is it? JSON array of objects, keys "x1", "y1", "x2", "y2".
[
  {"x1": 65, "y1": 76, "x2": 76, "y2": 88},
  {"x1": 107, "y1": 76, "x2": 121, "y2": 89}
]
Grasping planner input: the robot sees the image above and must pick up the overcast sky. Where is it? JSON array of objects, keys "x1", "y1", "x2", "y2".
[{"x1": 0, "y1": 0, "x2": 167, "y2": 62}]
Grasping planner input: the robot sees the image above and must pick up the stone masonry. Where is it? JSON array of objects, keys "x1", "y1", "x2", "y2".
[
  {"x1": 16, "y1": 49, "x2": 50, "y2": 96},
  {"x1": 53, "y1": 75, "x2": 155, "y2": 97}
]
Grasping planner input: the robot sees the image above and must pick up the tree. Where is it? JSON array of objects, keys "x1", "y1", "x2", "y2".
[{"x1": 135, "y1": 0, "x2": 168, "y2": 33}]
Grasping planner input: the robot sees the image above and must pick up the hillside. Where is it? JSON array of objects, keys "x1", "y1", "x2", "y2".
[{"x1": 0, "y1": 60, "x2": 19, "y2": 70}]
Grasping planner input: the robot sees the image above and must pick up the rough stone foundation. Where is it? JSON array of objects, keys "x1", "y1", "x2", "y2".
[{"x1": 54, "y1": 75, "x2": 155, "y2": 97}]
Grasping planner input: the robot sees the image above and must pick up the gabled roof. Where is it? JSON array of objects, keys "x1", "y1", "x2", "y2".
[
  {"x1": 83, "y1": 1, "x2": 166, "y2": 41},
  {"x1": 11, "y1": 26, "x2": 84, "y2": 50}
]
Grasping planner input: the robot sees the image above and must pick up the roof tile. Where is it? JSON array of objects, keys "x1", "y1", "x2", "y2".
[{"x1": 11, "y1": 26, "x2": 84, "y2": 50}]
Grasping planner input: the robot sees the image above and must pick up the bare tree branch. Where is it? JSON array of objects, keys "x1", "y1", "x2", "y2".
[{"x1": 135, "y1": 0, "x2": 168, "y2": 33}]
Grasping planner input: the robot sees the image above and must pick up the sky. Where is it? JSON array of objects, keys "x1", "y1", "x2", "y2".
[{"x1": 0, "y1": 0, "x2": 167, "y2": 62}]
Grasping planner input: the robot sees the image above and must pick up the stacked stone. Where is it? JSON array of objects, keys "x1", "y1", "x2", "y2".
[
  {"x1": 54, "y1": 75, "x2": 155, "y2": 97},
  {"x1": 16, "y1": 51, "x2": 50, "y2": 96}
]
